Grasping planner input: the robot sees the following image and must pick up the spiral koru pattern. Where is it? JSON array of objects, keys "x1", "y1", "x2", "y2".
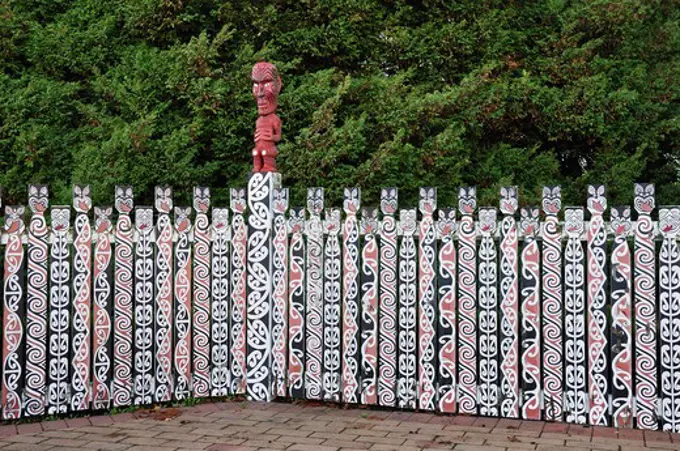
[
  {"x1": 587, "y1": 214, "x2": 609, "y2": 426},
  {"x1": 361, "y1": 232, "x2": 379, "y2": 405},
  {"x1": 520, "y1": 237, "x2": 541, "y2": 420},
  {"x1": 230, "y1": 210, "x2": 247, "y2": 395},
  {"x1": 272, "y1": 213, "x2": 289, "y2": 398},
  {"x1": 458, "y1": 216, "x2": 478, "y2": 414},
  {"x1": 193, "y1": 213, "x2": 211, "y2": 398},
  {"x1": 134, "y1": 221, "x2": 154, "y2": 405},
  {"x1": 323, "y1": 230, "x2": 341, "y2": 401},
  {"x1": 289, "y1": 228, "x2": 306, "y2": 399},
  {"x1": 211, "y1": 218, "x2": 230, "y2": 397},
  {"x1": 342, "y1": 213, "x2": 361, "y2": 403},
  {"x1": 499, "y1": 216, "x2": 519, "y2": 418},
  {"x1": 635, "y1": 214, "x2": 658, "y2": 430},
  {"x1": 113, "y1": 214, "x2": 134, "y2": 407},
  {"x1": 305, "y1": 213, "x2": 324, "y2": 400},
  {"x1": 25, "y1": 212, "x2": 49, "y2": 416},
  {"x1": 378, "y1": 215, "x2": 398, "y2": 407},
  {"x1": 154, "y1": 213, "x2": 173, "y2": 403},
  {"x1": 542, "y1": 216, "x2": 563, "y2": 421},
  {"x1": 71, "y1": 213, "x2": 92, "y2": 411},
  {"x1": 417, "y1": 214, "x2": 437, "y2": 411},
  {"x1": 92, "y1": 224, "x2": 113, "y2": 410},
  {"x1": 397, "y1": 225, "x2": 417, "y2": 409},
  {"x1": 173, "y1": 223, "x2": 192, "y2": 400},
  {"x1": 437, "y1": 234, "x2": 457, "y2": 413}
]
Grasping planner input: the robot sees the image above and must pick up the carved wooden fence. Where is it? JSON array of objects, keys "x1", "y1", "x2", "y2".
[{"x1": 0, "y1": 179, "x2": 677, "y2": 432}]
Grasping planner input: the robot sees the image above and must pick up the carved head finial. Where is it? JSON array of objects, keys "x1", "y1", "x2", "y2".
[
  {"x1": 565, "y1": 208, "x2": 584, "y2": 237},
  {"x1": 252, "y1": 62, "x2": 282, "y2": 116},
  {"x1": 135, "y1": 208, "x2": 153, "y2": 234},
  {"x1": 499, "y1": 186, "x2": 518, "y2": 215},
  {"x1": 325, "y1": 208, "x2": 341, "y2": 235},
  {"x1": 458, "y1": 187, "x2": 476, "y2": 216},
  {"x1": 380, "y1": 188, "x2": 398, "y2": 216},
  {"x1": 94, "y1": 207, "x2": 113, "y2": 234},
  {"x1": 273, "y1": 188, "x2": 289, "y2": 215},
  {"x1": 193, "y1": 187, "x2": 210, "y2": 214},
  {"x1": 289, "y1": 208, "x2": 306, "y2": 234},
  {"x1": 212, "y1": 208, "x2": 229, "y2": 232},
  {"x1": 610, "y1": 206, "x2": 631, "y2": 236},
  {"x1": 520, "y1": 207, "x2": 539, "y2": 236},
  {"x1": 343, "y1": 188, "x2": 361, "y2": 215},
  {"x1": 174, "y1": 207, "x2": 192, "y2": 233},
  {"x1": 73, "y1": 185, "x2": 92, "y2": 213},
  {"x1": 230, "y1": 188, "x2": 246, "y2": 213},
  {"x1": 155, "y1": 186, "x2": 173, "y2": 213},
  {"x1": 4, "y1": 206, "x2": 25, "y2": 234},
  {"x1": 115, "y1": 185, "x2": 134, "y2": 214},
  {"x1": 660, "y1": 207, "x2": 680, "y2": 238},
  {"x1": 542, "y1": 186, "x2": 562, "y2": 216},
  {"x1": 399, "y1": 209, "x2": 417, "y2": 236},
  {"x1": 28, "y1": 185, "x2": 49, "y2": 214},
  {"x1": 307, "y1": 188, "x2": 324, "y2": 215},
  {"x1": 437, "y1": 208, "x2": 456, "y2": 237},
  {"x1": 419, "y1": 187, "x2": 437, "y2": 215},
  {"x1": 478, "y1": 208, "x2": 498, "y2": 235},
  {"x1": 634, "y1": 183, "x2": 655, "y2": 214},
  {"x1": 360, "y1": 208, "x2": 379, "y2": 235},
  {"x1": 587, "y1": 185, "x2": 607, "y2": 215},
  {"x1": 51, "y1": 207, "x2": 70, "y2": 235}
]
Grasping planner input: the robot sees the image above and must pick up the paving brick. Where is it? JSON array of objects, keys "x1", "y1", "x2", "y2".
[
  {"x1": 41, "y1": 419, "x2": 69, "y2": 431},
  {"x1": 288, "y1": 444, "x2": 340, "y2": 451},
  {"x1": 646, "y1": 430, "x2": 672, "y2": 444},
  {"x1": 83, "y1": 441, "x2": 132, "y2": 450},
  {"x1": 320, "y1": 438, "x2": 371, "y2": 448},
  {"x1": 164, "y1": 440, "x2": 211, "y2": 449},
  {"x1": 111, "y1": 413, "x2": 138, "y2": 424},
  {"x1": 127, "y1": 446, "x2": 178, "y2": 451},
  {"x1": 0, "y1": 425, "x2": 17, "y2": 438},
  {"x1": 66, "y1": 417, "x2": 93, "y2": 428},
  {"x1": 42, "y1": 437, "x2": 92, "y2": 447},
  {"x1": 121, "y1": 436, "x2": 169, "y2": 446},
  {"x1": 370, "y1": 444, "x2": 421, "y2": 451},
  {"x1": 17, "y1": 422, "x2": 43, "y2": 434},
  {"x1": 266, "y1": 427, "x2": 311, "y2": 437},
  {"x1": 353, "y1": 435, "x2": 406, "y2": 446},
  {"x1": 90, "y1": 415, "x2": 115, "y2": 426},
  {"x1": 238, "y1": 438, "x2": 288, "y2": 448},
  {"x1": 542, "y1": 423, "x2": 569, "y2": 434},
  {"x1": 567, "y1": 425, "x2": 593, "y2": 440},
  {"x1": 453, "y1": 444, "x2": 507, "y2": 451},
  {"x1": 207, "y1": 444, "x2": 257, "y2": 451},
  {"x1": 275, "y1": 435, "x2": 325, "y2": 445},
  {"x1": 311, "y1": 431, "x2": 360, "y2": 441}
]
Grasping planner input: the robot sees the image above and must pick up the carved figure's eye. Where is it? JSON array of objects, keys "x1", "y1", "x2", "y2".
[{"x1": 265, "y1": 82, "x2": 271, "y2": 87}]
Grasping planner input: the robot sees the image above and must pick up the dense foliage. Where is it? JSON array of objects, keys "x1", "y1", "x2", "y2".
[{"x1": 0, "y1": 0, "x2": 678, "y2": 209}]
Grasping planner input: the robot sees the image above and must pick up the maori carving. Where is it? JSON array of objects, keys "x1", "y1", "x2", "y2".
[
  {"x1": 113, "y1": 186, "x2": 134, "y2": 407},
  {"x1": 520, "y1": 207, "x2": 541, "y2": 420},
  {"x1": 361, "y1": 207, "x2": 379, "y2": 405},
  {"x1": 660, "y1": 206, "x2": 680, "y2": 432},
  {"x1": 230, "y1": 188, "x2": 247, "y2": 394},
  {"x1": 610, "y1": 206, "x2": 633, "y2": 428},
  {"x1": 134, "y1": 207, "x2": 154, "y2": 405},
  {"x1": 2, "y1": 206, "x2": 26, "y2": 419},
  {"x1": 246, "y1": 173, "x2": 278, "y2": 401},
  {"x1": 173, "y1": 207, "x2": 192, "y2": 400},
  {"x1": 418, "y1": 188, "x2": 437, "y2": 411},
  {"x1": 251, "y1": 62, "x2": 282, "y2": 173},
  {"x1": 72, "y1": 185, "x2": 92, "y2": 411},
  {"x1": 25, "y1": 185, "x2": 49, "y2": 416},
  {"x1": 289, "y1": 208, "x2": 306, "y2": 398},
  {"x1": 342, "y1": 188, "x2": 361, "y2": 403},
  {"x1": 634, "y1": 184, "x2": 658, "y2": 430},
  {"x1": 499, "y1": 186, "x2": 519, "y2": 418},
  {"x1": 564, "y1": 208, "x2": 587, "y2": 424},
  {"x1": 478, "y1": 207, "x2": 498, "y2": 416},
  {"x1": 458, "y1": 187, "x2": 478, "y2": 414},
  {"x1": 93, "y1": 206, "x2": 114, "y2": 410},
  {"x1": 379, "y1": 188, "x2": 398, "y2": 407},
  {"x1": 542, "y1": 186, "x2": 563, "y2": 421},
  {"x1": 397, "y1": 208, "x2": 417, "y2": 409},
  {"x1": 306, "y1": 187, "x2": 324, "y2": 400},
  {"x1": 211, "y1": 208, "x2": 230, "y2": 396},
  {"x1": 437, "y1": 207, "x2": 456, "y2": 413},
  {"x1": 47, "y1": 206, "x2": 70, "y2": 415},
  {"x1": 154, "y1": 186, "x2": 173, "y2": 403},
  {"x1": 323, "y1": 207, "x2": 341, "y2": 401},
  {"x1": 272, "y1": 188, "x2": 289, "y2": 398},
  {"x1": 193, "y1": 187, "x2": 211, "y2": 398},
  {"x1": 587, "y1": 184, "x2": 609, "y2": 426}
]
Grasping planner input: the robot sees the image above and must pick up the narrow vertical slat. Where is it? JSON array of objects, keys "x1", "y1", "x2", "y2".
[
  {"x1": 397, "y1": 209, "x2": 417, "y2": 409},
  {"x1": 564, "y1": 208, "x2": 587, "y2": 424},
  {"x1": 211, "y1": 208, "x2": 230, "y2": 396},
  {"x1": 379, "y1": 188, "x2": 398, "y2": 408},
  {"x1": 230, "y1": 189, "x2": 247, "y2": 394},
  {"x1": 520, "y1": 207, "x2": 541, "y2": 420},
  {"x1": 92, "y1": 206, "x2": 114, "y2": 410},
  {"x1": 322, "y1": 208, "x2": 341, "y2": 401},
  {"x1": 542, "y1": 186, "x2": 563, "y2": 421},
  {"x1": 499, "y1": 187, "x2": 519, "y2": 418},
  {"x1": 71, "y1": 185, "x2": 92, "y2": 412},
  {"x1": 47, "y1": 206, "x2": 70, "y2": 415},
  {"x1": 193, "y1": 187, "x2": 211, "y2": 398},
  {"x1": 457, "y1": 187, "x2": 478, "y2": 414},
  {"x1": 113, "y1": 186, "x2": 134, "y2": 407},
  {"x1": 610, "y1": 206, "x2": 633, "y2": 427},
  {"x1": 659, "y1": 206, "x2": 680, "y2": 432},
  {"x1": 342, "y1": 188, "x2": 361, "y2": 404},
  {"x1": 634, "y1": 183, "x2": 658, "y2": 430},
  {"x1": 288, "y1": 208, "x2": 306, "y2": 399},
  {"x1": 437, "y1": 208, "x2": 456, "y2": 413},
  {"x1": 418, "y1": 188, "x2": 437, "y2": 411},
  {"x1": 173, "y1": 207, "x2": 192, "y2": 401},
  {"x1": 587, "y1": 184, "x2": 609, "y2": 426},
  {"x1": 2, "y1": 206, "x2": 26, "y2": 419},
  {"x1": 360, "y1": 207, "x2": 379, "y2": 405},
  {"x1": 154, "y1": 186, "x2": 173, "y2": 403},
  {"x1": 272, "y1": 189, "x2": 289, "y2": 398},
  {"x1": 478, "y1": 207, "x2": 499, "y2": 416},
  {"x1": 133, "y1": 207, "x2": 154, "y2": 405},
  {"x1": 25, "y1": 185, "x2": 49, "y2": 417},
  {"x1": 305, "y1": 188, "x2": 324, "y2": 400}
]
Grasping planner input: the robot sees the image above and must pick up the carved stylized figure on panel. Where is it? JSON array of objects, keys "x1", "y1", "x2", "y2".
[
  {"x1": 252, "y1": 62, "x2": 282, "y2": 173},
  {"x1": 437, "y1": 208, "x2": 457, "y2": 413},
  {"x1": 342, "y1": 188, "x2": 361, "y2": 403},
  {"x1": 379, "y1": 188, "x2": 398, "y2": 407}
]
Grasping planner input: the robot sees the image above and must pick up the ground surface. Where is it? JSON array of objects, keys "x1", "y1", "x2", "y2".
[{"x1": 0, "y1": 400, "x2": 677, "y2": 451}]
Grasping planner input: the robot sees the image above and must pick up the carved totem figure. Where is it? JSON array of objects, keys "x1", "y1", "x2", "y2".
[{"x1": 252, "y1": 62, "x2": 282, "y2": 173}]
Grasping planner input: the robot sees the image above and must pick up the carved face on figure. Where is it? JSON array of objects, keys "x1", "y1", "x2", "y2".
[{"x1": 252, "y1": 62, "x2": 281, "y2": 116}]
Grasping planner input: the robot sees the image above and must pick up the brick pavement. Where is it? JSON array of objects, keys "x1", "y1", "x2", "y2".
[{"x1": 0, "y1": 401, "x2": 677, "y2": 450}]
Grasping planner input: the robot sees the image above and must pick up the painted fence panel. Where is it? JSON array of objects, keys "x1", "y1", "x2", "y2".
[
  {"x1": 397, "y1": 208, "x2": 417, "y2": 409},
  {"x1": 342, "y1": 188, "x2": 361, "y2": 404},
  {"x1": 154, "y1": 187, "x2": 173, "y2": 403},
  {"x1": 323, "y1": 207, "x2": 341, "y2": 401}
]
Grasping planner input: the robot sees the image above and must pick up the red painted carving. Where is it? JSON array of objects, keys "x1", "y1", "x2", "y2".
[{"x1": 252, "y1": 61, "x2": 282, "y2": 173}]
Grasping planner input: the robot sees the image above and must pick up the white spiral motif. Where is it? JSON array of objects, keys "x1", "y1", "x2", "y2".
[
  {"x1": 305, "y1": 201, "x2": 324, "y2": 400},
  {"x1": 361, "y1": 228, "x2": 379, "y2": 405},
  {"x1": 71, "y1": 212, "x2": 92, "y2": 412},
  {"x1": 323, "y1": 222, "x2": 341, "y2": 401},
  {"x1": 288, "y1": 221, "x2": 306, "y2": 398},
  {"x1": 211, "y1": 210, "x2": 230, "y2": 396},
  {"x1": 113, "y1": 213, "x2": 133, "y2": 407},
  {"x1": 437, "y1": 224, "x2": 457, "y2": 413},
  {"x1": 379, "y1": 214, "x2": 398, "y2": 407},
  {"x1": 272, "y1": 206, "x2": 289, "y2": 398},
  {"x1": 478, "y1": 212, "x2": 498, "y2": 416},
  {"x1": 397, "y1": 214, "x2": 417, "y2": 409},
  {"x1": 458, "y1": 216, "x2": 477, "y2": 414},
  {"x1": 134, "y1": 211, "x2": 154, "y2": 405},
  {"x1": 193, "y1": 212, "x2": 211, "y2": 397},
  {"x1": 418, "y1": 211, "x2": 437, "y2": 411},
  {"x1": 230, "y1": 208, "x2": 247, "y2": 394},
  {"x1": 343, "y1": 210, "x2": 360, "y2": 403},
  {"x1": 93, "y1": 218, "x2": 113, "y2": 410},
  {"x1": 499, "y1": 215, "x2": 519, "y2": 418},
  {"x1": 154, "y1": 213, "x2": 173, "y2": 402},
  {"x1": 173, "y1": 222, "x2": 192, "y2": 400}
]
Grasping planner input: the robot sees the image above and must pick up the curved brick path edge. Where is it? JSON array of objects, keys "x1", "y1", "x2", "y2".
[{"x1": 0, "y1": 401, "x2": 677, "y2": 451}]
